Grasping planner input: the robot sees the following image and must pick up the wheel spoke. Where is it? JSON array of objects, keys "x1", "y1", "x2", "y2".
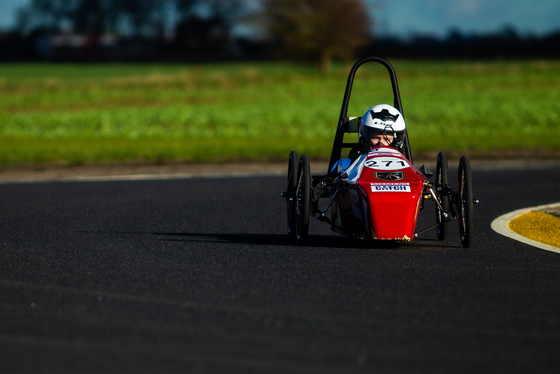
[
  {"x1": 435, "y1": 151, "x2": 448, "y2": 240},
  {"x1": 457, "y1": 156, "x2": 473, "y2": 247}
]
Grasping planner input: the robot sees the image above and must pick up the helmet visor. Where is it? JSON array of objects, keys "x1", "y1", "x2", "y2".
[{"x1": 360, "y1": 125, "x2": 395, "y2": 139}]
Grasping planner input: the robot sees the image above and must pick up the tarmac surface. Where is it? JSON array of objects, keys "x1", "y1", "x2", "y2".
[
  {"x1": 1, "y1": 160, "x2": 560, "y2": 373},
  {"x1": 1, "y1": 158, "x2": 559, "y2": 250},
  {"x1": 2, "y1": 159, "x2": 558, "y2": 201}
]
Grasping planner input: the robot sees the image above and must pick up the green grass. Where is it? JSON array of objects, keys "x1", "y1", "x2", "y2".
[{"x1": 0, "y1": 60, "x2": 559, "y2": 166}]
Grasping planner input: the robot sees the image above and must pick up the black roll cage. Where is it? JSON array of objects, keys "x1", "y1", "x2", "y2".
[{"x1": 327, "y1": 57, "x2": 413, "y2": 173}]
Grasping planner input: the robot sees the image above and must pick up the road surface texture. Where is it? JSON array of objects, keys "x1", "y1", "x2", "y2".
[{"x1": 1, "y1": 162, "x2": 559, "y2": 373}]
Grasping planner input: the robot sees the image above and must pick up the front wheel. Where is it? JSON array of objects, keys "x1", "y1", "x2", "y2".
[
  {"x1": 457, "y1": 156, "x2": 473, "y2": 247},
  {"x1": 435, "y1": 151, "x2": 449, "y2": 240},
  {"x1": 295, "y1": 154, "x2": 311, "y2": 245},
  {"x1": 286, "y1": 150, "x2": 298, "y2": 239}
]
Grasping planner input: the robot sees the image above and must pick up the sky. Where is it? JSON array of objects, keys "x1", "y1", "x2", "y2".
[
  {"x1": 373, "y1": 0, "x2": 560, "y2": 38},
  {"x1": 0, "y1": 0, "x2": 28, "y2": 31},
  {"x1": 1, "y1": 0, "x2": 559, "y2": 38}
]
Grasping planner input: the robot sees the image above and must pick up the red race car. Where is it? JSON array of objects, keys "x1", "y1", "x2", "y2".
[{"x1": 282, "y1": 57, "x2": 479, "y2": 247}]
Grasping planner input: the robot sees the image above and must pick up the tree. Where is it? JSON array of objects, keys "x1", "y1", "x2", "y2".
[
  {"x1": 174, "y1": 0, "x2": 246, "y2": 56},
  {"x1": 17, "y1": 0, "x2": 170, "y2": 37},
  {"x1": 16, "y1": 0, "x2": 75, "y2": 32},
  {"x1": 256, "y1": 0, "x2": 370, "y2": 72},
  {"x1": 176, "y1": 0, "x2": 245, "y2": 24},
  {"x1": 13, "y1": 0, "x2": 249, "y2": 60},
  {"x1": 112, "y1": 0, "x2": 168, "y2": 38},
  {"x1": 73, "y1": 0, "x2": 107, "y2": 34}
]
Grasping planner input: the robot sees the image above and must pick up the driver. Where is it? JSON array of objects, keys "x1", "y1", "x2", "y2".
[
  {"x1": 331, "y1": 104, "x2": 406, "y2": 175},
  {"x1": 358, "y1": 103, "x2": 406, "y2": 151}
]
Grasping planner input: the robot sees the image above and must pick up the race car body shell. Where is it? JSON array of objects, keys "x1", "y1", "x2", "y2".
[{"x1": 333, "y1": 146, "x2": 426, "y2": 241}]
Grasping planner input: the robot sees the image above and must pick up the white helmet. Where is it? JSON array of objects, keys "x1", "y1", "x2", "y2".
[{"x1": 358, "y1": 104, "x2": 406, "y2": 150}]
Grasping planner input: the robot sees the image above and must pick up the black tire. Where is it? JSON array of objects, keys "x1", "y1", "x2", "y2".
[
  {"x1": 286, "y1": 150, "x2": 298, "y2": 239},
  {"x1": 295, "y1": 154, "x2": 311, "y2": 245},
  {"x1": 457, "y1": 156, "x2": 474, "y2": 248},
  {"x1": 435, "y1": 151, "x2": 449, "y2": 240}
]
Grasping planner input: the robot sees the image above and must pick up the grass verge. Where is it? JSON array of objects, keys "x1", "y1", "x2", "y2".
[{"x1": 1, "y1": 60, "x2": 559, "y2": 166}]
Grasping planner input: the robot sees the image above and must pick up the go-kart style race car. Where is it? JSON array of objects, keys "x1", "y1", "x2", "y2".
[{"x1": 281, "y1": 56, "x2": 479, "y2": 247}]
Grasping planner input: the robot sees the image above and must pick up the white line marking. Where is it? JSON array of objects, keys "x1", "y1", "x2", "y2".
[
  {"x1": 1, "y1": 160, "x2": 559, "y2": 184},
  {"x1": 491, "y1": 202, "x2": 560, "y2": 254},
  {"x1": 0, "y1": 170, "x2": 288, "y2": 184}
]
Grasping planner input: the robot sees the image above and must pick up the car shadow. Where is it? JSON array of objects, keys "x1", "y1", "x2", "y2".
[
  {"x1": 151, "y1": 232, "x2": 459, "y2": 250},
  {"x1": 76, "y1": 230, "x2": 459, "y2": 250},
  {"x1": 153, "y1": 231, "x2": 353, "y2": 248}
]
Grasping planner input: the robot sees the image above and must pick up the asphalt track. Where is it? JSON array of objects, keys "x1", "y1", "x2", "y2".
[{"x1": 1, "y1": 162, "x2": 560, "y2": 373}]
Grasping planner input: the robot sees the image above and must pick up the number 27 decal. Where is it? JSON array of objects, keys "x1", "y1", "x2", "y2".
[{"x1": 364, "y1": 157, "x2": 409, "y2": 170}]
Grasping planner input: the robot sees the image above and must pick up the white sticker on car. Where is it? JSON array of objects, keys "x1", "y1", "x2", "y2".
[
  {"x1": 364, "y1": 157, "x2": 409, "y2": 170},
  {"x1": 371, "y1": 183, "x2": 411, "y2": 192}
]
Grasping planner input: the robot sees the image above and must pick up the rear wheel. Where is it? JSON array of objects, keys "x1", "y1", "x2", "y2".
[
  {"x1": 295, "y1": 154, "x2": 311, "y2": 245},
  {"x1": 286, "y1": 150, "x2": 298, "y2": 239},
  {"x1": 435, "y1": 151, "x2": 449, "y2": 240},
  {"x1": 457, "y1": 156, "x2": 473, "y2": 247}
]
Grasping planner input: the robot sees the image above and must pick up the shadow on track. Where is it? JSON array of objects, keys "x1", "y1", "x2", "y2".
[
  {"x1": 151, "y1": 232, "x2": 459, "y2": 250},
  {"x1": 77, "y1": 230, "x2": 459, "y2": 250}
]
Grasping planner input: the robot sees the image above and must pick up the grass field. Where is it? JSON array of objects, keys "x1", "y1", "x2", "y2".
[{"x1": 0, "y1": 60, "x2": 559, "y2": 166}]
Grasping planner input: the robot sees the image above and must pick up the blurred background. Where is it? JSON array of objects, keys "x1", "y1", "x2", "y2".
[
  {"x1": 1, "y1": 0, "x2": 559, "y2": 63},
  {"x1": 0, "y1": 0, "x2": 559, "y2": 167}
]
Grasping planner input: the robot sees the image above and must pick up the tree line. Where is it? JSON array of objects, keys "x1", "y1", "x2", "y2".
[
  {"x1": 14, "y1": 0, "x2": 244, "y2": 38},
  {"x1": 1, "y1": 0, "x2": 559, "y2": 67},
  {"x1": 1, "y1": 0, "x2": 372, "y2": 69}
]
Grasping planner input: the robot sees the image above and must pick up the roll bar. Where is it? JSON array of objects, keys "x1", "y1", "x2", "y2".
[{"x1": 327, "y1": 57, "x2": 413, "y2": 172}]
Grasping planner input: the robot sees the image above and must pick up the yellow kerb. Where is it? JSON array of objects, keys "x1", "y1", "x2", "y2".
[{"x1": 508, "y1": 211, "x2": 560, "y2": 248}]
